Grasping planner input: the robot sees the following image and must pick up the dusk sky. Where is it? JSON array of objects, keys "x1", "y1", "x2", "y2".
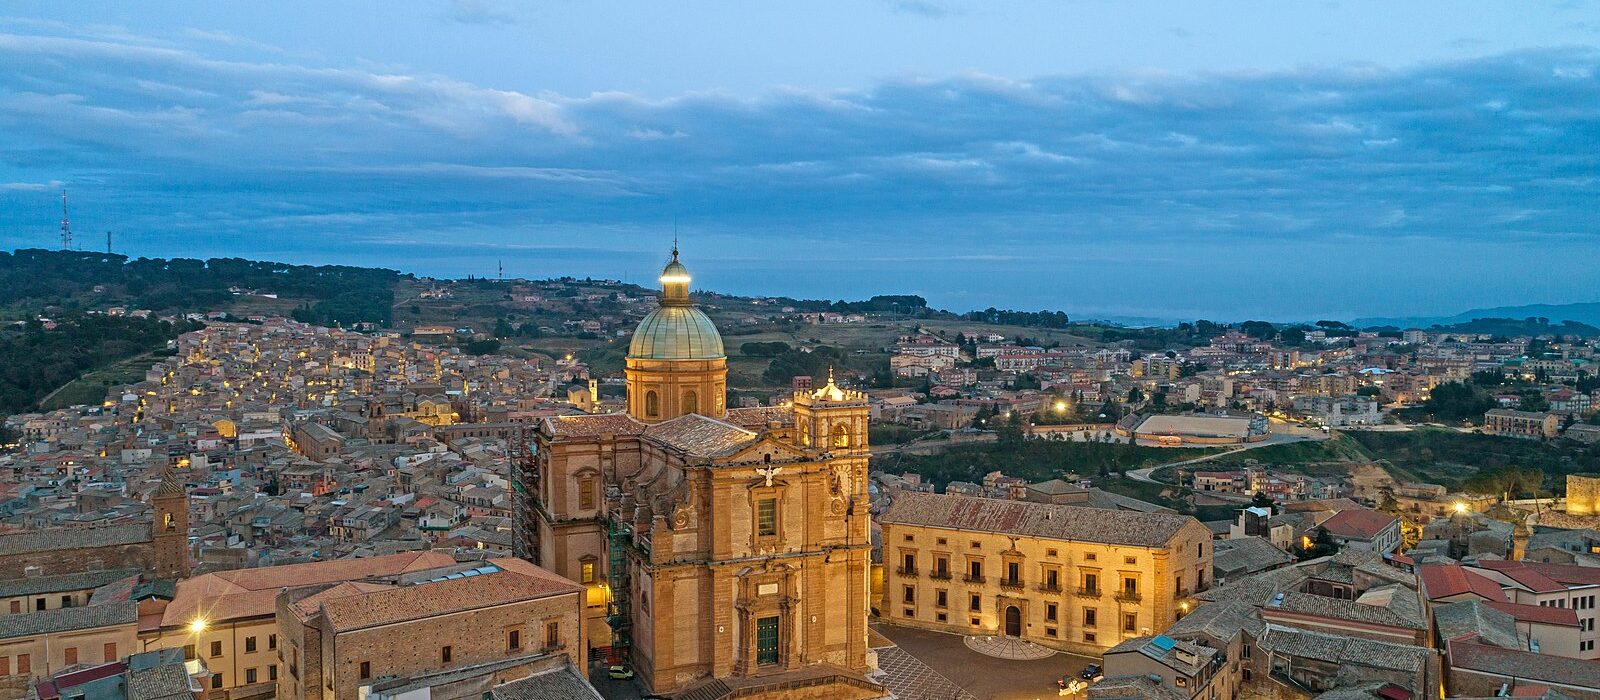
[{"x1": 2, "y1": 1, "x2": 1597, "y2": 322}]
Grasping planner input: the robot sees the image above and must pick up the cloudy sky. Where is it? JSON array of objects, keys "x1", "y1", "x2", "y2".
[{"x1": 1, "y1": 1, "x2": 1597, "y2": 321}]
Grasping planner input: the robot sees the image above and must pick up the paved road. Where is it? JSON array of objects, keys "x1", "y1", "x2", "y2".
[{"x1": 1124, "y1": 421, "x2": 1329, "y2": 485}]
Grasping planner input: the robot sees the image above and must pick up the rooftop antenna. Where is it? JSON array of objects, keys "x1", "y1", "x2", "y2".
[
  {"x1": 106, "y1": 231, "x2": 112, "y2": 255},
  {"x1": 59, "y1": 189, "x2": 73, "y2": 251},
  {"x1": 498, "y1": 259, "x2": 503, "y2": 281}
]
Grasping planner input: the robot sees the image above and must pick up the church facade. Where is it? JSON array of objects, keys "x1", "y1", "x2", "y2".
[{"x1": 517, "y1": 250, "x2": 881, "y2": 698}]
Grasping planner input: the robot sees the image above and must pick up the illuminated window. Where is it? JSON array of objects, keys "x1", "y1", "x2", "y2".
[
  {"x1": 577, "y1": 478, "x2": 595, "y2": 510},
  {"x1": 832, "y1": 424, "x2": 850, "y2": 448},
  {"x1": 757, "y1": 498, "x2": 777, "y2": 537},
  {"x1": 581, "y1": 562, "x2": 595, "y2": 584}
]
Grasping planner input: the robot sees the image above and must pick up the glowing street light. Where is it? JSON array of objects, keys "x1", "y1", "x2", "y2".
[
  {"x1": 189, "y1": 618, "x2": 208, "y2": 634},
  {"x1": 1453, "y1": 502, "x2": 1468, "y2": 514}
]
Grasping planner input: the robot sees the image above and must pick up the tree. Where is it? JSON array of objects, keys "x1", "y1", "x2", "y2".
[
  {"x1": 1251, "y1": 491, "x2": 1275, "y2": 510},
  {"x1": 1423, "y1": 382, "x2": 1495, "y2": 421},
  {"x1": 1294, "y1": 527, "x2": 1338, "y2": 561},
  {"x1": 1240, "y1": 320, "x2": 1276, "y2": 339}
]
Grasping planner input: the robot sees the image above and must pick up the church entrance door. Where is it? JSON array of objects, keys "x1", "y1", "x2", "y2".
[{"x1": 1004, "y1": 605, "x2": 1021, "y2": 637}]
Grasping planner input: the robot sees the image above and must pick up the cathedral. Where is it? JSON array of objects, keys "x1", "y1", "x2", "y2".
[{"x1": 515, "y1": 249, "x2": 882, "y2": 699}]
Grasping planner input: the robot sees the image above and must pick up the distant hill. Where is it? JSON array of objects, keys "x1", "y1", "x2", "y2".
[{"x1": 1354, "y1": 301, "x2": 1600, "y2": 331}]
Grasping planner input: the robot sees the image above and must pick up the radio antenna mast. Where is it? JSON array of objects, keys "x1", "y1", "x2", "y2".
[{"x1": 60, "y1": 189, "x2": 73, "y2": 250}]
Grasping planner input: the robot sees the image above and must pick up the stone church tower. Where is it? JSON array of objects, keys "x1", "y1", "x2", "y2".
[
  {"x1": 151, "y1": 467, "x2": 190, "y2": 580},
  {"x1": 520, "y1": 249, "x2": 880, "y2": 699}
]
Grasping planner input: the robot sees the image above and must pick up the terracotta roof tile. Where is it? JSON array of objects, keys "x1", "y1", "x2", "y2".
[
  {"x1": 1319, "y1": 508, "x2": 1398, "y2": 540},
  {"x1": 161, "y1": 550, "x2": 456, "y2": 626},
  {"x1": 880, "y1": 492, "x2": 1203, "y2": 548},
  {"x1": 316, "y1": 558, "x2": 581, "y2": 632},
  {"x1": 544, "y1": 413, "x2": 645, "y2": 438}
]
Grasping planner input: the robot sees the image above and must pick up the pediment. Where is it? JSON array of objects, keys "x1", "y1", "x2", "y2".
[{"x1": 718, "y1": 436, "x2": 808, "y2": 464}]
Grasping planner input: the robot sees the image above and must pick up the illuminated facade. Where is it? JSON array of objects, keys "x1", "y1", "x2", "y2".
[{"x1": 518, "y1": 250, "x2": 881, "y2": 698}]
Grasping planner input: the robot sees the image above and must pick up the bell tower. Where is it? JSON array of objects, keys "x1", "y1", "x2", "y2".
[
  {"x1": 151, "y1": 467, "x2": 190, "y2": 580},
  {"x1": 624, "y1": 247, "x2": 728, "y2": 423}
]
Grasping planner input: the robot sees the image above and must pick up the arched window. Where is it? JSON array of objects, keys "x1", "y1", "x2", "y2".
[
  {"x1": 832, "y1": 424, "x2": 850, "y2": 448},
  {"x1": 682, "y1": 390, "x2": 698, "y2": 415},
  {"x1": 645, "y1": 391, "x2": 659, "y2": 417}
]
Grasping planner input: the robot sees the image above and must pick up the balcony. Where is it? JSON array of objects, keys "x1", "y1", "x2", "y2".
[
  {"x1": 1115, "y1": 590, "x2": 1142, "y2": 603},
  {"x1": 962, "y1": 574, "x2": 986, "y2": 585},
  {"x1": 999, "y1": 578, "x2": 1025, "y2": 592},
  {"x1": 1037, "y1": 583, "x2": 1063, "y2": 594},
  {"x1": 895, "y1": 567, "x2": 919, "y2": 578},
  {"x1": 1075, "y1": 587, "x2": 1101, "y2": 598},
  {"x1": 929, "y1": 569, "x2": 952, "y2": 581}
]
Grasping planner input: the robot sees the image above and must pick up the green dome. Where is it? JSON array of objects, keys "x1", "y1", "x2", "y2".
[{"x1": 629, "y1": 306, "x2": 725, "y2": 360}]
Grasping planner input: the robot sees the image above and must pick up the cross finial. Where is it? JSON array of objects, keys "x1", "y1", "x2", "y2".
[
  {"x1": 827, "y1": 366, "x2": 835, "y2": 384},
  {"x1": 671, "y1": 235, "x2": 678, "y2": 261}
]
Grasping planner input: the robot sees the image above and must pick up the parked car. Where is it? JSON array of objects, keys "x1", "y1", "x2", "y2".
[
  {"x1": 1078, "y1": 664, "x2": 1103, "y2": 681},
  {"x1": 608, "y1": 665, "x2": 635, "y2": 680}
]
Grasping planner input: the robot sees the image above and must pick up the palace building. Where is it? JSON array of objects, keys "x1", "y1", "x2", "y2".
[{"x1": 515, "y1": 248, "x2": 881, "y2": 699}]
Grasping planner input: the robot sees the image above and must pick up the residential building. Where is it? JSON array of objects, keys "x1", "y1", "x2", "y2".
[{"x1": 1483, "y1": 409, "x2": 1560, "y2": 439}]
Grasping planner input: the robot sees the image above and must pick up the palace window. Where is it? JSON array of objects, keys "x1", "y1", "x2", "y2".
[
  {"x1": 245, "y1": 636, "x2": 257, "y2": 653},
  {"x1": 1083, "y1": 608, "x2": 1097, "y2": 626},
  {"x1": 682, "y1": 390, "x2": 698, "y2": 415},
  {"x1": 645, "y1": 391, "x2": 659, "y2": 417},
  {"x1": 756, "y1": 498, "x2": 777, "y2": 537},
  {"x1": 936, "y1": 590, "x2": 947, "y2": 608},
  {"x1": 546, "y1": 621, "x2": 560, "y2": 649},
  {"x1": 1046, "y1": 603, "x2": 1058, "y2": 622},
  {"x1": 970, "y1": 594, "x2": 981, "y2": 612},
  {"x1": 1124, "y1": 613, "x2": 1137, "y2": 632},
  {"x1": 904, "y1": 586, "x2": 915, "y2": 604},
  {"x1": 508, "y1": 629, "x2": 521, "y2": 651},
  {"x1": 442, "y1": 646, "x2": 452, "y2": 663},
  {"x1": 360, "y1": 662, "x2": 371, "y2": 680}
]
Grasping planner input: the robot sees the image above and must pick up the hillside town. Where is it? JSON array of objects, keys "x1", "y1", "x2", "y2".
[{"x1": 3, "y1": 261, "x2": 1600, "y2": 700}]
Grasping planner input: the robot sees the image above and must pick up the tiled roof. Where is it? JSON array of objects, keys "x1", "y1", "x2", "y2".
[
  {"x1": 1447, "y1": 639, "x2": 1600, "y2": 689},
  {"x1": 1267, "y1": 583, "x2": 1427, "y2": 630},
  {"x1": 1481, "y1": 600, "x2": 1579, "y2": 627},
  {"x1": 1419, "y1": 564, "x2": 1506, "y2": 601},
  {"x1": 0, "y1": 522, "x2": 151, "y2": 555},
  {"x1": 543, "y1": 413, "x2": 645, "y2": 439},
  {"x1": 1470, "y1": 561, "x2": 1566, "y2": 593},
  {"x1": 1165, "y1": 600, "x2": 1265, "y2": 643},
  {"x1": 490, "y1": 664, "x2": 603, "y2": 700},
  {"x1": 161, "y1": 550, "x2": 456, "y2": 626},
  {"x1": 1087, "y1": 674, "x2": 1188, "y2": 700},
  {"x1": 1258, "y1": 624, "x2": 1432, "y2": 673},
  {"x1": 1213, "y1": 536, "x2": 1293, "y2": 580},
  {"x1": 879, "y1": 492, "x2": 1203, "y2": 548},
  {"x1": 722, "y1": 406, "x2": 794, "y2": 430},
  {"x1": 1433, "y1": 599, "x2": 1521, "y2": 648},
  {"x1": 315, "y1": 558, "x2": 581, "y2": 632},
  {"x1": 642, "y1": 414, "x2": 758, "y2": 457},
  {"x1": 1319, "y1": 508, "x2": 1398, "y2": 540},
  {"x1": 0, "y1": 568, "x2": 142, "y2": 598},
  {"x1": 0, "y1": 600, "x2": 138, "y2": 639},
  {"x1": 1195, "y1": 565, "x2": 1309, "y2": 607}
]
